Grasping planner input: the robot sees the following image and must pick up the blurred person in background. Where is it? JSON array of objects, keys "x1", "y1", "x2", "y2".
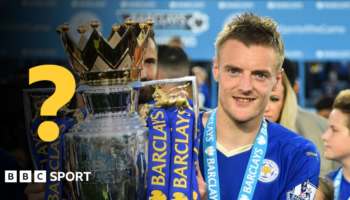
[
  {"x1": 315, "y1": 95, "x2": 335, "y2": 119},
  {"x1": 168, "y1": 36, "x2": 184, "y2": 49},
  {"x1": 314, "y1": 176, "x2": 334, "y2": 200},
  {"x1": 283, "y1": 57, "x2": 341, "y2": 175},
  {"x1": 324, "y1": 67, "x2": 340, "y2": 96},
  {"x1": 138, "y1": 27, "x2": 158, "y2": 110},
  {"x1": 192, "y1": 66, "x2": 211, "y2": 108},
  {"x1": 155, "y1": 45, "x2": 193, "y2": 103},
  {"x1": 264, "y1": 73, "x2": 297, "y2": 132},
  {"x1": 323, "y1": 89, "x2": 350, "y2": 200}
]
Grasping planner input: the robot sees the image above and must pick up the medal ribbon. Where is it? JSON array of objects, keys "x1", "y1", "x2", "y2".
[
  {"x1": 146, "y1": 108, "x2": 172, "y2": 198},
  {"x1": 29, "y1": 117, "x2": 75, "y2": 200},
  {"x1": 169, "y1": 108, "x2": 195, "y2": 200},
  {"x1": 333, "y1": 168, "x2": 343, "y2": 200},
  {"x1": 203, "y1": 108, "x2": 268, "y2": 200}
]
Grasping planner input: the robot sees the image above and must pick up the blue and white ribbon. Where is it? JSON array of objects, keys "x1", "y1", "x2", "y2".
[
  {"x1": 203, "y1": 108, "x2": 268, "y2": 200},
  {"x1": 333, "y1": 168, "x2": 343, "y2": 200}
]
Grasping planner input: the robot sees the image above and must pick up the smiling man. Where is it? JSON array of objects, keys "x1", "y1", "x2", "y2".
[{"x1": 196, "y1": 12, "x2": 321, "y2": 200}]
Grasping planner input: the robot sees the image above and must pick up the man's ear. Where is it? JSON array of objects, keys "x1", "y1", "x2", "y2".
[
  {"x1": 293, "y1": 82, "x2": 299, "y2": 94},
  {"x1": 213, "y1": 57, "x2": 219, "y2": 83},
  {"x1": 272, "y1": 68, "x2": 284, "y2": 92}
]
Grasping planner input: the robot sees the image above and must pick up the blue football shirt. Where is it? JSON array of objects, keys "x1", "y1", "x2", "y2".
[
  {"x1": 326, "y1": 168, "x2": 350, "y2": 200},
  {"x1": 198, "y1": 112, "x2": 321, "y2": 200}
]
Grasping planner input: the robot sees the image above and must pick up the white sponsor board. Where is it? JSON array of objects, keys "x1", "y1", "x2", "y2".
[
  {"x1": 217, "y1": 1, "x2": 254, "y2": 10},
  {"x1": 71, "y1": 1, "x2": 107, "y2": 8},
  {"x1": 315, "y1": 50, "x2": 350, "y2": 59},
  {"x1": 316, "y1": 1, "x2": 350, "y2": 10},
  {"x1": 278, "y1": 24, "x2": 346, "y2": 35},
  {"x1": 120, "y1": 1, "x2": 156, "y2": 9},
  {"x1": 169, "y1": 1, "x2": 206, "y2": 9},
  {"x1": 285, "y1": 50, "x2": 304, "y2": 59},
  {"x1": 117, "y1": 10, "x2": 209, "y2": 34},
  {"x1": 266, "y1": 1, "x2": 303, "y2": 10}
]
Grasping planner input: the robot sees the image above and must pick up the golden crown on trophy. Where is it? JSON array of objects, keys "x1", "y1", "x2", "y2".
[{"x1": 56, "y1": 18, "x2": 154, "y2": 86}]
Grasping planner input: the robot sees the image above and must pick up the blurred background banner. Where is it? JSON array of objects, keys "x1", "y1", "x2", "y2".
[
  {"x1": 0, "y1": 3, "x2": 349, "y2": 198},
  {"x1": 2, "y1": 0, "x2": 350, "y2": 61},
  {"x1": 1, "y1": 0, "x2": 350, "y2": 109}
]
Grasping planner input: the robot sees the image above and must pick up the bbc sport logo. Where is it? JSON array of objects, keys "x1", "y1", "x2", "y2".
[{"x1": 5, "y1": 170, "x2": 91, "y2": 183}]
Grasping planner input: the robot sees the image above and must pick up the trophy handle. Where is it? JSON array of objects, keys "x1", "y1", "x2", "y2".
[
  {"x1": 23, "y1": 76, "x2": 199, "y2": 171},
  {"x1": 140, "y1": 76, "x2": 199, "y2": 139}
]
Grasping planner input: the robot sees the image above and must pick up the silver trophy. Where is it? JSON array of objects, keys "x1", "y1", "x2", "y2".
[{"x1": 23, "y1": 19, "x2": 198, "y2": 200}]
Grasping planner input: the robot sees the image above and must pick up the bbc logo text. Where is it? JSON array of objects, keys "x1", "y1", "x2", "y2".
[{"x1": 5, "y1": 170, "x2": 91, "y2": 183}]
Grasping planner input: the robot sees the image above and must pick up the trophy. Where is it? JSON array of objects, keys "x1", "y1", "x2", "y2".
[{"x1": 23, "y1": 18, "x2": 198, "y2": 200}]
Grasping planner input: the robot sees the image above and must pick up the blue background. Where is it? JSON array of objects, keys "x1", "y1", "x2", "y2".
[{"x1": 2, "y1": 0, "x2": 350, "y2": 107}]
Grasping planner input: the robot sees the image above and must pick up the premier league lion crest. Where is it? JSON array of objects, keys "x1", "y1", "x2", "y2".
[{"x1": 287, "y1": 180, "x2": 317, "y2": 200}]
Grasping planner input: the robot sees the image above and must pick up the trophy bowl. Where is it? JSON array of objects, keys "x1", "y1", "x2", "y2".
[{"x1": 64, "y1": 119, "x2": 149, "y2": 200}]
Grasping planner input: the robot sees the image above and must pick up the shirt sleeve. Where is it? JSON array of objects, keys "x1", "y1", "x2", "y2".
[{"x1": 279, "y1": 142, "x2": 321, "y2": 200}]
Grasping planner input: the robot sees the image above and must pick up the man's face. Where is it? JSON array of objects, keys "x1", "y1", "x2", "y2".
[
  {"x1": 142, "y1": 38, "x2": 157, "y2": 81},
  {"x1": 264, "y1": 83, "x2": 285, "y2": 123},
  {"x1": 322, "y1": 109, "x2": 350, "y2": 160},
  {"x1": 139, "y1": 38, "x2": 157, "y2": 104},
  {"x1": 213, "y1": 39, "x2": 283, "y2": 123}
]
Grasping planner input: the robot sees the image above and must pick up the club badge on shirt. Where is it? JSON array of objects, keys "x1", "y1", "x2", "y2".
[{"x1": 258, "y1": 159, "x2": 279, "y2": 183}]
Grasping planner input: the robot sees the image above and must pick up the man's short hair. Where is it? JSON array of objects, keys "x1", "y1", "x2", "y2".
[
  {"x1": 282, "y1": 58, "x2": 298, "y2": 86},
  {"x1": 315, "y1": 95, "x2": 335, "y2": 111},
  {"x1": 318, "y1": 176, "x2": 334, "y2": 200},
  {"x1": 215, "y1": 12, "x2": 284, "y2": 72},
  {"x1": 333, "y1": 89, "x2": 350, "y2": 130},
  {"x1": 168, "y1": 36, "x2": 184, "y2": 48},
  {"x1": 157, "y1": 45, "x2": 190, "y2": 79},
  {"x1": 169, "y1": 36, "x2": 182, "y2": 45}
]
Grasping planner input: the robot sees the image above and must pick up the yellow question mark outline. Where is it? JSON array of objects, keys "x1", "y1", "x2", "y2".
[{"x1": 29, "y1": 65, "x2": 76, "y2": 142}]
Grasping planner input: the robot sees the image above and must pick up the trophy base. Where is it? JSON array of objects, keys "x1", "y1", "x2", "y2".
[{"x1": 64, "y1": 117, "x2": 149, "y2": 200}]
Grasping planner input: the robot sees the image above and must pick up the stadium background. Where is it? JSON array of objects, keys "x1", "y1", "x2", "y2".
[
  {"x1": 2, "y1": 0, "x2": 350, "y2": 109},
  {"x1": 1, "y1": 1, "x2": 350, "y2": 199}
]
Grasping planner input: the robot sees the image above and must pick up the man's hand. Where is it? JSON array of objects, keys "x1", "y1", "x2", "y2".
[
  {"x1": 24, "y1": 174, "x2": 45, "y2": 200},
  {"x1": 196, "y1": 163, "x2": 208, "y2": 200}
]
